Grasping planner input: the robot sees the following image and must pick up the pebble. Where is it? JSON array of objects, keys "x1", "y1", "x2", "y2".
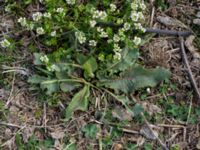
[
  {"x1": 196, "y1": 11, "x2": 200, "y2": 18},
  {"x1": 193, "y1": 19, "x2": 200, "y2": 25}
]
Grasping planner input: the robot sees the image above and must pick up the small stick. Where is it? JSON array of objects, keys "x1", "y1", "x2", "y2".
[
  {"x1": 122, "y1": 128, "x2": 140, "y2": 134},
  {"x1": 149, "y1": 0, "x2": 155, "y2": 27},
  {"x1": 157, "y1": 124, "x2": 185, "y2": 129},
  {"x1": 179, "y1": 37, "x2": 200, "y2": 101},
  {"x1": 0, "y1": 122, "x2": 22, "y2": 128},
  {"x1": 5, "y1": 72, "x2": 15, "y2": 107},
  {"x1": 146, "y1": 28, "x2": 193, "y2": 37}
]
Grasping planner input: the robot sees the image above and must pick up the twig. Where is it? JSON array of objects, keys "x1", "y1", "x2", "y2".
[
  {"x1": 92, "y1": 119, "x2": 139, "y2": 134},
  {"x1": 149, "y1": 0, "x2": 155, "y2": 27},
  {"x1": 157, "y1": 124, "x2": 185, "y2": 129},
  {"x1": 166, "y1": 132, "x2": 180, "y2": 143},
  {"x1": 0, "y1": 122, "x2": 22, "y2": 128},
  {"x1": 186, "y1": 96, "x2": 193, "y2": 124},
  {"x1": 43, "y1": 102, "x2": 47, "y2": 133},
  {"x1": 179, "y1": 37, "x2": 200, "y2": 101},
  {"x1": 122, "y1": 128, "x2": 140, "y2": 134},
  {"x1": 145, "y1": 28, "x2": 193, "y2": 37},
  {"x1": 5, "y1": 72, "x2": 15, "y2": 107}
]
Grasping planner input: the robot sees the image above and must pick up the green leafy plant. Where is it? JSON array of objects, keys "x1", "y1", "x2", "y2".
[
  {"x1": 82, "y1": 123, "x2": 99, "y2": 139},
  {"x1": 3, "y1": 0, "x2": 170, "y2": 121}
]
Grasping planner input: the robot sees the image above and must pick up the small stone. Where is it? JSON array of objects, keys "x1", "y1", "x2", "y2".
[
  {"x1": 196, "y1": 11, "x2": 200, "y2": 18},
  {"x1": 193, "y1": 19, "x2": 200, "y2": 25}
]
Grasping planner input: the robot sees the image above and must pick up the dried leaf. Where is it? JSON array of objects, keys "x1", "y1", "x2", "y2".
[
  {"x1": 140, "y1": 125, "x2": 158, "y2": 140},
  {"x1": 50, "y1": 130, "x2": 65, "y2": 139},
  {"x1": 157, "y1": 15, "x2": 188, "y2": 29},
  {"x1": 112, "y1": 106, "x2": 132, "y2": 121},
  {"x1": 197, "y1": 138, "x2": 200, "y2": 149},
  {"x1": 22, "y1": 127, "x2": 35, "y2": 142},
  {"x1": 185, "y1": 36, "x2": 200, "y2": 60},
  {"x1": 113, "y1": 143, "x2": 123, "y2": 150},
  {"x1": 141, "y1": 102, "x2": 162, "y2": 116}
]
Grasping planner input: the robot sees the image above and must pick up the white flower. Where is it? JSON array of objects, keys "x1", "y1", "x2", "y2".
[
  {"x1": 49, "y1": 64, "x2": 58, "y2": 72},
  {"x1": 32, "y1": 12, "x2": 43, "y2": 21},
  {"x1": 40, "y1": 55, "x2": 49, "y2": 63},
  {"x1": 113, "y1": 34, "x2": 120, "y2": 43},
  {"x1": 18, "y1": 17, "x2": 27, "y2": 27},
  {"x1": 107, "y1": 39, "x2": 113, "y2": 43},
  {"x1": 133, "y1": 36, "x2": 141, "y2": 46},
  {"x1": 90, "y1": 20, "x2": 96, "y2": 28},
  {"x1": 50, "y1": 31, "x2": 56, "y2": 37},
  {"x1": 99, "y1": 11, "x2": 107, "y2": 20},
  {"x1": 100, "y1": 32, "x2": 108, "y2": 38},
  {"x1": 75, "y1": 31, "x2": 86, "y2": 44},
  {"x1": 47, "y1": 64, "x2": 57, "y2": 72},
  {"x1": 113, "y1": 44, "x2": 122, "y2": 52},
  {"x1": 97, "y1": 27, "x2": 104, "y2": 32},
  {"x1": 93, "y1": 10, "x2": 107, "y2": 20},
  {"x1": 0, "y1": 39, "x2": 11, "y2": 48},
  {"x1": 113, "y1": 52, "x2": 121, "y2": 60},
  {"x1": 138, "y1": 12, "x2": 144, "y2": 19},
  {"x1": 89, "y1": 40, "x2": 97, "y2": 46},
  {"x1": 140, "y1": 27, "x2": 146, "y2": 33},
  {"x1": 116, "y1": 18, "x2": 124, "y2": 24},
  {"x1": 131, "y1": 11, "x2": 139, "y2": 22},
  {"x1": 140, "y1": 3, "x2": 146, "y2": 10},
  {"x1": 36, "y1": 27, "x2": 45, "y2": 35},
  {"x1": 131, "y1": 2, "x2": 138, "y2": 10},
  {"x1": 27, "y1": 23, "x2": 34, "y2": 30},
  {"x1": 134, "y1": 23, "x2": 146, "y2": 32},
  {"x1": 118, "y1": 29, "x2": 126, "y2": 41},
  {"x1": 66, "y1": 0, "x2": 75, "y2": 5},
  {"x1": 110, "y1": 4, "x2": 117, "y2": 12},
  {"x1": 56, "y1": 7, "x2": 64, "y2": 13},
  {"x1": 43, "y1": 12, "x2": 51, "y2": 18},
  {"x1": 123, "y1": 22, "x2": 131, "y2": 31},
  {"x1": 5, "y1": 6, "x2": 11, "y2": 12}
]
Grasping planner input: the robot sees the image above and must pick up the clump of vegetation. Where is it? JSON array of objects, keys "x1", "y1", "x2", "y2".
[{"x1": 2, "y1": 0, "x2": 170, "y2": 121}]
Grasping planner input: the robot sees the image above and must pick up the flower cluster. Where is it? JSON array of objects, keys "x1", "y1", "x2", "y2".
[
  {"x1": 16, "y1": 0, "x2": 146, "y2": 64},
  {"x1": 66, "y1": 0, "x2": 75, "y2": 5},
  {"x1": 0, "y1": 39, "x2": 11, "y2": 48},
  {"x1": 110, "y1": 4, "x2": 117, "y2": 12},
  {"x1": 93, "y1": 10, "x2": 107, "y2": 20},
  {"x1": 86, "y1": 1, "x2": 146, "y2": 61},
  {"x1": 40, "y1": 55, "x2": 58, "y2": 72},
  {"x1": 75, "y1": 31, "x2": 86, "y2": 44},
  {"x1": 32, "y1": 12, "x2": 43, "y2": 21}
]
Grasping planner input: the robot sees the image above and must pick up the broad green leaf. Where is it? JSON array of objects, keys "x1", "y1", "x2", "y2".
[
  {"x1": 28, "y1": 75, "x2": 59, "y2": 94},
  {"x1": 60, "y1": 82, "x2": 81, "y2": 92},
  {"x1": 100, "y1": 66, "x2": 170, "y2": 93},
  {"x1": 28, "y1": 75, "x2": 46, "y2": 84},
  {"x1": 65, "y1": 85, "x2": 90, "y2": 121},
  {"x1": 83, "y1": 57, "x2": 98, "y2": 78},
  {"x1": 41, "y1": 81, "x2": 60, "y2": 95},
  {"x1": 33, "y1": 53, "x2": 43, "y2": 65},
  {"x1": 76, "y1": 53, "x2": 88, "y2": 64},
  {"x1": 107, "y1": 48, "x2": 139, "y2": 74}
]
